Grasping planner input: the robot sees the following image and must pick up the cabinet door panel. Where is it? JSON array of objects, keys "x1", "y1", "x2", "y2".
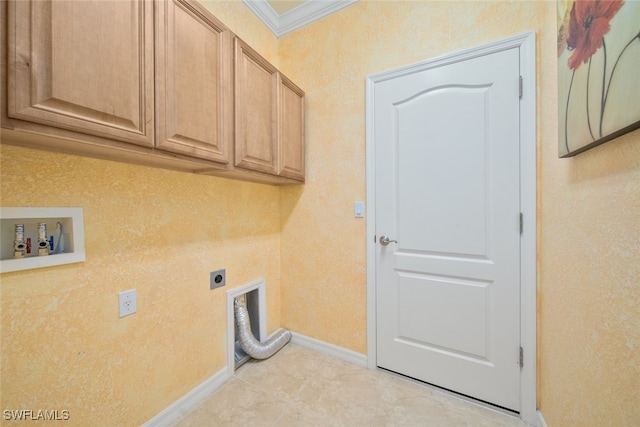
[
  {"x1": 279, "y1": 75, "x2": 305, "y2": 181},
  {"x1": 155, "y1": 0, "x2": 232, "y2": 163},
  {"x1": 7, "y1": 0, "x2": 154, "y2": 147},
  {"x1": 234, "y1": 39, "x2": 278, "y2": 175}
]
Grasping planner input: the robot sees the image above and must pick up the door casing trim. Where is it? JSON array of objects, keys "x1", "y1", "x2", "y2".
[{"x1": 365, "y1": 31, "x2": 537, "y2": 425}]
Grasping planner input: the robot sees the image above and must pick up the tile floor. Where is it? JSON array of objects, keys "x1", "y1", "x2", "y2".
[{"x1": 173, "y1": 343, "x2": 528, "y2": 427}]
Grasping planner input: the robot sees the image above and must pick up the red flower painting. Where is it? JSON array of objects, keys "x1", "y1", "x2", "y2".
[
  {"x1": 566, "y1": 0, "x2": 624, "y2": 70},
  {"x1": 558, "y1": 0, "x2": 640, "y2": 156}
]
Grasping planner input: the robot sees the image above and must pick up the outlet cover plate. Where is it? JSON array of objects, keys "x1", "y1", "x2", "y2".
[
  {"x1": 118, "y1": 289, "x2": 137, "y2": 317},
  {"x1": 210, "y1": 269, "x2": 226, "y2": 290}
]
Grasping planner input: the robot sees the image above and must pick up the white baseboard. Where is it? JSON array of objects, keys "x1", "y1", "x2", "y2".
[
  {"x1": 141, "y1": 368, "x2": 230, "y2": 427},
  {"x1": 143, "y1": 329, "x2": 539, "y2": 427},
  {"x1": 537, "y1": 409, "x2": 548, "y2": 427},
  {"x1": 142, "y1": 331, "x2": 367, "y2": 426},
  {"x1": 291, "y1": 332, "x2": 367, "y2": 367}
]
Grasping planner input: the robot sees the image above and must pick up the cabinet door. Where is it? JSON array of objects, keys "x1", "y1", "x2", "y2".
[
  {"x1": 6, "y1": 0, "x2": 154, "y2": 147},
  {"x1": 155, "y1": 0, "x2": 232, "y2": 163},
  {"x1": 234, "y1": 39, "x2": 278, "y2": 175},
  {"x1": 278, "y1": 75, "x2": 305, "y2": 181}
]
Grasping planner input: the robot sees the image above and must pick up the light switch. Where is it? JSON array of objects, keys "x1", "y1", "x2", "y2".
[{"x1": 354, "y1": 201, "x2": 365, "y2": 218}]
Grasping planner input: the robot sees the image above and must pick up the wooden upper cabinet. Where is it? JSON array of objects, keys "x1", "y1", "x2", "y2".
[
  {"x1": 234, "y1": 39, "x2": 305, "y2": 181},
  {"x1": 3, "y1": 1, "x2": 304, "y2": 184},
  {"x1": 6, "y1": 0, "x2": 154, "y2": 147},
  {"x1": 278, "y1": 75, "x2": 305, "y2": 181},
  {"x1": 155, "y1": 0, "x2": 233, "y2": 163},
  {"x1": 234, "y1": 39, "x2": 279, "y2": 175}
]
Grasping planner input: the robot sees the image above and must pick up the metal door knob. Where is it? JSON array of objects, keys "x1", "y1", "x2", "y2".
[{"x1": 379, "y1": 235, "x2": 398, "y2": 246}]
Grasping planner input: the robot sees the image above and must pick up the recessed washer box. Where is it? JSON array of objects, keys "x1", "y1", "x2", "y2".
[{"x1": 0, "y1": 207, "x2": 85, "y2": 273}]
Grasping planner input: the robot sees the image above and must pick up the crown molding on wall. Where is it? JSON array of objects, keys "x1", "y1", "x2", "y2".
[{"x1": 242, "y1": 0, "x2": 359, "y2": 37}]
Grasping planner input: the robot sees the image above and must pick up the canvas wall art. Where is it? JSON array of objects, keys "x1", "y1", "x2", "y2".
[{"x1": 557, "y1": 0, "x2": 640, "y2": 157}]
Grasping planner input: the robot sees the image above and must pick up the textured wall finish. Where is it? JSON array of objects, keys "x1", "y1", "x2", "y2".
[
  {"x1": 201, "y1": 0, "x2": 279, "y2": 67},
  {"x1": 278, "y1": 0, "x2": 542, "y2": 362},
  {"x1": 277, "y1": 1, "x2": 639, "y2": 426},
  {"x1": 1, "y1": 1, "x2": 280, "y2": 424},
  {"x1": 537, "y1": 5, "x2": 640, "y2": 425},
  {"x1": 0, "y1": 145, "x2": 282, "y2": 426},
  {"x1": 2, "y1": 1, "x2": 639, "y2": 426}
]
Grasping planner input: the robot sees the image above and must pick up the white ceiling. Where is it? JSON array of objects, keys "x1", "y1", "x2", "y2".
[
  {"x1": 268, "y1": 1, "x2": 306, "y2": 15},
  {"x1": 243, "y1": 0, "x2": 359, "y2": 37}
]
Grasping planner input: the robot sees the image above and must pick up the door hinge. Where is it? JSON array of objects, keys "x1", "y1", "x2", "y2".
[
  {"x1": 519, "y1": 76, "x2": 523, "y2": 99},
  {"x1": 519, "y1": 346, "x2": 524, "y2": 367},
  {"x1": 519, "y1": 213, "x2": 523, "y2": 234}
]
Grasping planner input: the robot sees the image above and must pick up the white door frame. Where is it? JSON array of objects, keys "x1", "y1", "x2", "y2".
[{"x1": 365, "y1": 31, "x2": 537, "y2": 425}]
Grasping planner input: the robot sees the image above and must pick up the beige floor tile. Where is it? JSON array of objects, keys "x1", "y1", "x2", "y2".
[
  {"x1": 376, "y1": 392, "x2": 466, "y2": 426},
  {"x1": 425, "y1": 388, "x2": 525, "y2": 427},
  {"x1": 173, "y1": 343, "x2": 527, "y2": 427},
  {"x1": 175, "y1": 378, "x2": 288, "y2": 427},
  {"x1": 236, "y1": 343, "x2": 327, "y2": 401},
  {"x1": 458, "y1": 404, "x2": 526, "y2": 427},
  {"x1": 274, "y1": 404, "x2": 333, "y2": 426},
  {"x1": 292, "y1": 360, "x2": 384, "y2": 426}
]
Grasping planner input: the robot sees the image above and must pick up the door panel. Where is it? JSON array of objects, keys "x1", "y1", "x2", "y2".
[
  {"x1": 155, "y1": 0, "x2": 233, "y2": 163},
  {"x1": 7, "y1": 0, "x2": 154, "y2": 147},
  {"x1": 397, "y1": 85, "x2": 490, "y2": 256},
  {"x1": 278, "y1": 75, "x2": 305, "y2": 180},
  {"x1": 375, "y1": 47, "x2": 521, "y2": 411},
  {"x1": 397, "y1": 273, "x2": 490, "y2": 359},
  {"x1": 234, "y1": 39, "x2": 278, "y2": 175}
]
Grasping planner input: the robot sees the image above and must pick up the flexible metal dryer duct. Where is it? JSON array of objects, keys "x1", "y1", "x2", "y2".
[{"x1": 234, "y1": 298, "x2": 291, "y2": 360}]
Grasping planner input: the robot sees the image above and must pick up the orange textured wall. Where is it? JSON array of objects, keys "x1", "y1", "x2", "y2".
[
  {"x1": 278, "y1": 1, "x2": 640, "y2": 425},
  {"x1": 0, "y1": 1, "x2": 281, "y2": 425},
  {"x1": 278, "y1": 0, "x2": 543, "y2": 359},
  {"x1": 0, "y1": 145, "x2": 282, "y2": 426},
  {"x1": 2, "y1": 1, "x2": 638, "y2": 426}
]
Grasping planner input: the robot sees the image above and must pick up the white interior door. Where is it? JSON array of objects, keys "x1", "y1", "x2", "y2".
[{"x1": 373, "y1": 46, "x2": 522, "y2": 411}]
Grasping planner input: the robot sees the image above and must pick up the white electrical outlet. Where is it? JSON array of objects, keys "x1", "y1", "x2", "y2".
[{"x1": 118, "y1": 289, "x2": 137, "y2": 318}]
